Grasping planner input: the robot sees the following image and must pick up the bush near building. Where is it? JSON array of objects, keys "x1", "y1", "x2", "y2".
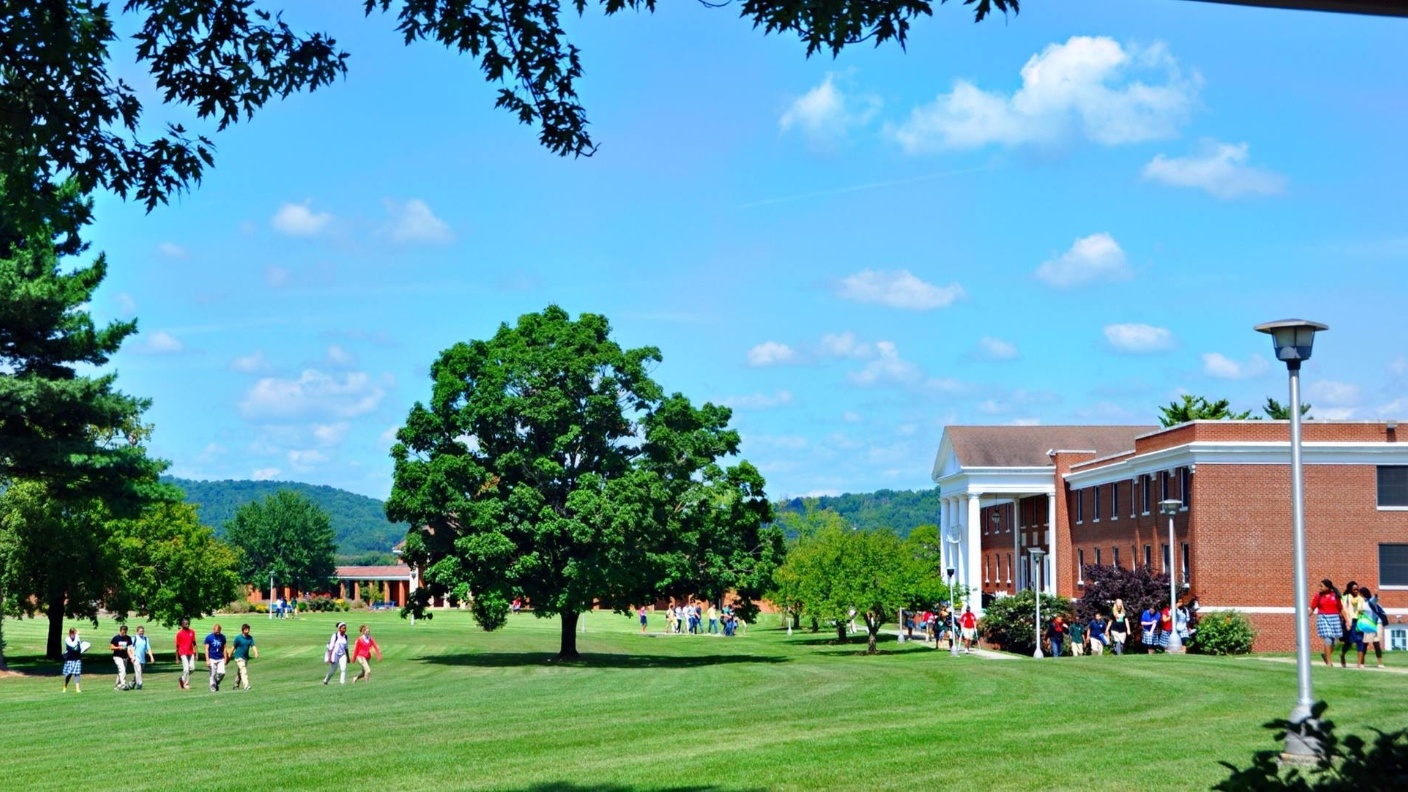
[
  {"x1": 979, "y1": 590, "x2": 1073, "y2": 655},
  {"x1": 1189, "y1": 610, "x2": 1256, "y2": 656}
]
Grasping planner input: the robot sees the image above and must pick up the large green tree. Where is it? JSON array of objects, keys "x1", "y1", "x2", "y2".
[
  {"x1": 387, "y1": 306, "x2": 780, "y2": 659},
  {"x1": 1157, "y1": 394, "x2": 1253, "y2": 427},
  {"x1": 224, "y1": 490, "x2": 338, "y2": 596},
  {"x1": 1, "y1": 1, "x2": 1017, "y2": 229}
]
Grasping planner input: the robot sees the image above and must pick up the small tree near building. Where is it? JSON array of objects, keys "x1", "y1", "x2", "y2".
[{"x1": 225, "y1": 490, "x2": 338, "y2": 597}]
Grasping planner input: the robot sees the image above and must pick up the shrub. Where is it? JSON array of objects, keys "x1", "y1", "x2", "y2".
[
  {"x1": 296, "y1": 600, "x2": 308, "y2": 612},
  {"x1": 1188, "y1": 610, "x2": 1256, "y2": 655},
  {"x1": 978, "y1": 589, "x2": 1072, "y2": 655},
  {"x1": 350, "y1": 598, "x2": 368, "y2": 610},
  {"x1": 252, "y1": 603, "x2": 269, "y2": 614},
  {"x1": 224, "y1": 599, "x2": 253, "y2": 614}
]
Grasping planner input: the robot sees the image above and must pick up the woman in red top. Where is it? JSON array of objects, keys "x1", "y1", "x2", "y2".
[
  {"x1": 350, "y1": 625, "x2": 383, "y2": 684},
  {"x1": 1310, "y1": 579, "x2": 1343, "y2": 667}
]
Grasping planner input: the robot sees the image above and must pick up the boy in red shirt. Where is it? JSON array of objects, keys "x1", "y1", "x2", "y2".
[
  {"x1": 958, "y1": 606, "x2": 978, "y2": 654},
  {"x1": 174, "y1": 618, "x2": 197, "y2": 690}
]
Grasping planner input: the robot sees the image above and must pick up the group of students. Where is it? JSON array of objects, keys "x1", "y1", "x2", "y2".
[
  {"x1": 57, "y1": 618, "x2": 386, "y2": 692},
  {"x1": 1310, "y1": 578, "x2": 1392, "y2": 669},
  {"x1": 644, "y1": 602, "x2": 744, "y2": 637},
  {"x1": 1044, "y1": 598, "x2": 1191, "y2": 657},
  {"x1": 60, "y1": 618, "x2": 258, "y2": 694}
]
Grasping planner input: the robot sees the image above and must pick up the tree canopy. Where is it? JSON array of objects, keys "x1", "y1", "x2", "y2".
[
  {"x1": 224, "y1": 490, "x2": 339, "y2": 595},
  {"x1": 1, "y1": 0, "x2": 1018, "y2": 229},
  {"x1": 1262, "y1": 396, "x2": 1312, "y2": 420},
  {"x1": 772, "y1": 488, "x2": 942, "y2": 538},
  {"x1": 386, "y1": 306, "x2": 782, "y2": 659},
  {"x1": 1158, "y1": 394, "x2": 1253, "y2": 427}
]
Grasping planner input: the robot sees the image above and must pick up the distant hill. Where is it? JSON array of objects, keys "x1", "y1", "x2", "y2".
[
  {"x1": 772, "y1": 488, "x2": 941, "y2": 537},
  {"x1": 164, "y1": 477, "x2": 409, "y2": 559}
]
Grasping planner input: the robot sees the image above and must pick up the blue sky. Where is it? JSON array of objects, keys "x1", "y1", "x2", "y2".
[{"x1": 84, "y1": 1, "x2": 1408, "y2": 500}]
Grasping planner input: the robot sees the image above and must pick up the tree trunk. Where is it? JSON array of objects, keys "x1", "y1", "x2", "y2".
[
  {"x1": 46, "y1": 592, "x2": 65, "y2": 660},
  {"x1": 865, "y1": 612, "x2": 880, "y2": 654},
  {"x1": 557, "y1": 610, "x2": 580, "y2": 660},
  {"x1": 836, "y1": 620, "x2": 847, "y2": 644}
]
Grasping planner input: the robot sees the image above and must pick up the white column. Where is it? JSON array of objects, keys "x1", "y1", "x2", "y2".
[
  {"x1": 966, "y1": 494, "x2": 983, "y2": 616},
  {"x1": 1046, "y1": 492, "x2": 1058, "y2": 596},
  {"x1": 1012, "y1": 499, "x2": 1020, "y2": 590}
]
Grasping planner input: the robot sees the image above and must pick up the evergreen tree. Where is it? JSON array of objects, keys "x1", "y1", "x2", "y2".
[{"x1": 1158, "y1": 394, "x2": 1252, "y2": 427}]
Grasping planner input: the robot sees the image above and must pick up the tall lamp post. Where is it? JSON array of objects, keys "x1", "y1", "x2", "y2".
[
  {"x1": 268, "y1": 569, "x2": 275, "y2": 620},
  {"x1": 945, "y1": 529, "x2": 962, "y2": 656},
  {"x1": 1158, "y1": 499, "x2": 1184, "y2": 653},
  {"x1": 1255, "y1": 318, "x2": 1329, "y2": 763},
  {"x1": 1029, "y1": 547, "x2": 1046, "y2": 658}
]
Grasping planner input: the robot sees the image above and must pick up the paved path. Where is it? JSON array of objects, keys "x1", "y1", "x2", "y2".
[{"x1": 1250, "y1": 656, "x2": 1408, "y2": 675}]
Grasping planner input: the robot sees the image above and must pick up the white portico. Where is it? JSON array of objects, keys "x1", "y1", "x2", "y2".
[{"x1": 932, "y1": 425, "x2": 1156, "y2": 615}]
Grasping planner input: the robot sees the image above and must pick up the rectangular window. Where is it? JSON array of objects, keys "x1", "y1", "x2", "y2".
[
  {"x1": 1382, "y1": 544, "x2": 1408, "y2": 586},
  {"x1": 1144, "y1": 544, "x2": 1152, "y2": 568},
  {"x1": 1111, "y1": 481, "x2": 1119, "y2": 521},
  {"x1": 1180, "y1": 467, "x2": 1191, "y2": 508},
  {"x1": 1162, "y1": 544, "x2": 1171, "y2": 573},
  {"x1": 1077, "y1": 549, "x2": 1085, "y2": 584},
  {"x1": 1095, "y1": 547, "x2": 1102, "y2": 566},
  {"x1": 1113, "y1": 546, "x2": 1121, "y2": 569},
  {"x1": 1077, "y1": 489, "x2": 1084, "y2": 523},
  {"x1": 1130, "y1": 478, "x2": 1137, "y2": 517},
  {"x1": 1378, "y1": 466, "x2": 1408, "y2": 507},
  {"x1": 1142, "y1": 475, "x2": 1151, "y2": 513},
  {"x1": 1094, "y1": 485, "x2": 1102, "y2": 521},
  {"x1": 1182, "y1": 542, "x2": 1190, "y2": 584},
  {"x1": 1161, "y1": 470, "x2": 1170, "y2": 501},
  {"x1": 1006, "y1": 553, "x2": 1013, "y2": 583},
  {"x1": 985, "y1": 555, "x2": 991, "y2": 583}
]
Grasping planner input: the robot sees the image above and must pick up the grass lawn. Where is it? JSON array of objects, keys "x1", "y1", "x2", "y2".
[{"x1": 2, "y1": 610, "x2": 1405, "y2": 791}]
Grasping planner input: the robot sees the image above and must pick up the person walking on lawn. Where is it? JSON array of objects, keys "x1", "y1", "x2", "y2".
[
  {"x1": 231, "y1": 624, "x2": 259, "y2": 691},
  {"x1": 1087, "y1": 613, "x2": 1108, "y2": 656},
  {"x1": 1140, "y1": 605, "x2": 1160, "y2": 653},
  {"x1": 129, "y1": 625, "x2": 154, "y2": 690},
  {"x1": 323, "y1": 622, "x2": 350, "y2": 685},
  {"x1": 175, "y1": 618, "x2": 198, "y2": 690},
  {"x1": 110, "y1": 625, "x2": 134, "y2": 691},
  {"x1": 1310, "y1": 579, "x2": 1343, "y2": 667},
  {"x1": 1339, "y1": 581, "x2": 1362, "y2": 668},
  {"x1": 203, "y1": 623, "x2": 229, "y2": 692},
  {"x1": 958, "y1": 605, "x2": 978, "y2": 654},
  {"x1": 61, "y1": 627, "x2": 84, "y2": 693},
  {"x1": 1108, "y1": 600, "x2": 1129, "y2": 656},
  {"x1": 1049, "y1": 615, "x2": 1068, "y2": 658},
  {"x1": 351, "y1": 625, "x2": 382, "y2": 684}
]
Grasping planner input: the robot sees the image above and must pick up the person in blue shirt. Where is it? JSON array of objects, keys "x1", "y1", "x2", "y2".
[
  {"x1": 1087, "y1": 614, "x2": 1108, "y2": 656},
  {"x1": 203, "y1": 624, "x2": 229, "y2": 692},
  {"x1": 129, "y1": 625, "x2": 155, "y2": 690}
]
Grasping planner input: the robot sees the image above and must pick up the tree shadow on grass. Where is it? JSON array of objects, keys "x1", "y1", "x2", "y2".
[
  {"x1": 415, "y1": 651, "x2": 790, "y2": 669},
  {"x1": 509, "y1": 777, "x2": 765, "y2": 783}
]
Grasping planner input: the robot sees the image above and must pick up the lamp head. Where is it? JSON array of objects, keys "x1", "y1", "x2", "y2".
[
  {"x1": 946, "y1": 567, "x2": 955, "y2": 579},
  {"x1": 1254, "y1": 319, "x2": 1328, "y2": 365},
  {"x1": 1159, "y1": 498, "x2": 1182, "y2": 516},
  {"x1": 1029, "y1": 548, "x2": 1046, "y2": 562}
]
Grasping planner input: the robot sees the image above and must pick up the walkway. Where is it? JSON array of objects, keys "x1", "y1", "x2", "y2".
[{"x1": 1250, "y1": 656, "x2": 1408, "y2": 675}]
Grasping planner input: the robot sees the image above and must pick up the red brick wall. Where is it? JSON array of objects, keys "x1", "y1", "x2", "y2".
[{"x1": 1068, "y1": 468, "x2": 1191, "y2": 600}]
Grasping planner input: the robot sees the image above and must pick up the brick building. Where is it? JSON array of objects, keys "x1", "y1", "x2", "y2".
[{"x1": 931, "y1": 421, "x2": 1408, "y2": 651}]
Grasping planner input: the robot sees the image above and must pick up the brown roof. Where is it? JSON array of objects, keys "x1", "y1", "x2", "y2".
[
  {"x1": 947, "y1": 425, "x2": 1156, "y2": 468},
  {"x1": 335, "y1": 565, "x2": 413, "y2": 579}
]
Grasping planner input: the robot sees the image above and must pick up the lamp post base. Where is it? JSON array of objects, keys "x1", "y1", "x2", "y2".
[
  {"x1": 1281, "y1": 704, "x2": 1322, "y2": 766},
  {"x1": 1033, "y1": 649, "x2": 1044, "y2": 659}
]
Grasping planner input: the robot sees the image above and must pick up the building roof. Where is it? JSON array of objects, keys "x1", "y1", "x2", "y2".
[
  {"x1": 335, "y1": 564, "x2": 413, "y2": 580},
  {"x1": 946, "y1": 425, "x2": 1156, "y2": 468}
]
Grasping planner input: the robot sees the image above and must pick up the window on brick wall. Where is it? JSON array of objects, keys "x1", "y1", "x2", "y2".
[
  {"x1": 1077, "y1": 549, "x2": 1085, "y2": 585},
  {"x1": 1077, "y1": 489, "x2": 1084, "y2": 523},
  {"x1": 1161, "y1": 470, "x2": 1170, "y2": 501},
  {"x1": 1111, "y1": 481, "x2": 1119, "y2": 521},
  {"x1": 1144, "y1": 544, "x2": 1152, "y2": 568},
  {"x1": 985, "y1": 555, "x2": 991, "y2": 583},
  {"x1": 1381, "y1": 544, "x2": 1408, "y2": 586},
  {"x1": 1182, "y1": 542, "x2": 1190, "y2": 584},
  {"x1": 1142, "y1": 475, "x2": 1151, "y2": 514},
  {"x1": 1095, "y1": 547, "x2": 1102, "y2": 566},
  {"x1": 1113, "y1": 546, "x2": 1120, "y2": 569},
  {"x1": 1130, "y1": 478, "x2": 1137, "y2": 517},
  {"x1": 1162, "y1": 544, "x2": 1171, "y2": 574},
  {"x1": 1180, "y1": 467, "x2": 1191, "y2": 508},
  {"x1": 1006, "y1": 553, "x2": 1013, "y2": 583},
  {"x1": 1094, "y1": 485, "x2": 1102, "y2": 521},
  {"x1": 1378, "y1": 466, "x2": 1408, "y2": 508}
]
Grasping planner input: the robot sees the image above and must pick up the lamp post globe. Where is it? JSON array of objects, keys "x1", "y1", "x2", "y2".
[
  {"x1": 1159, "y1": 499, "x2": 1184, "y2": 653},
  {"x1": 1029, "y1": 548, "x2": 1046, "y2": 659},
  {"x1": 1255, "y1": 318, "x2": 1328, "y2": 763}
]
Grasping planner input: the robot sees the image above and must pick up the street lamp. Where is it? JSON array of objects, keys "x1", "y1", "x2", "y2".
[
  {"x1": 1255, "y1": 318, "x2": 1329, "y2": 763},
  {"x1": 268, "y1": 569, "x2": 275, "y2": 620},
  {"x1": 1159, "y1": 499, "x2": 1183, "y2": 653},
  {"x1": 1029, "y1": 547, "x2": 1046, "y2": 659},
  {"x1": 946, "y1": 566, "x2": 959, "y2": 656}
]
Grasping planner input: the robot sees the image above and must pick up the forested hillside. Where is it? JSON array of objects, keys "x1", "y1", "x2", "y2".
[
  {"x1": 772, "y1": 488, "x2": 941, "y2": 537},
  {"x1": 165, "y1": 477, "x2": 408, "y2": 560}
]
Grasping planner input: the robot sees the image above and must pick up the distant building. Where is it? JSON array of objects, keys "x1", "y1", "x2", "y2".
[{"x1": 932, "y1": 421, "x2": 1408, "y2": 651}]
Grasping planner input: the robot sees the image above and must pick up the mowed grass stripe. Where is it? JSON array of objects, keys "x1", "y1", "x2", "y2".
[{"x1": 3, "y1": 611, "x2": 1406, "y2": 791}]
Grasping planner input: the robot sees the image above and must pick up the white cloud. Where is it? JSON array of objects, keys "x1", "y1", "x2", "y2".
[
  {"x1": 1104, "y1": 323, "x2": 1176, "y2": 353},
  {"x1": 385, "y1": 198, "x2": 453, "y2": 244},
  {"x1": 848, "y1": 341, "x2": 924, "y2": 387},
  {"x1": 1036, "y1": 233, "x2": 1130, "y2": 288},
  {"x1": 271, "y1": 201, "x2": 333, "y2": 237},
  {"x1": 326, "y1": 345, "x2": 357, "y2": 367},
  {"x1": 157, "y1": 242, "x2": 188, "y2": 259},
  {"x1": 252, "y1": 467, "x2": 281, "y2": 481},
  {"x1": 195, "y1": 443, "x2": 226, "y2": 463},
  {"x1": 842, "y1": 410, "x2": 863, "y2": 423},
  {"x1": 977, "y1": 336, "x2": 1018, "y2": 360},
  {"x1": 287, "y1": 449, "x2": 328, "y2": 469},
  {"x1": 240, "y1": 369, "x2": 386, "y2": 421},
  {"x1": 819, "y1": 332, "x2": 875, "y2": 360},
  {"x1": 1308, "y1": 380, "x2": 1361, "y2": 406},
  {"x1": 722, "y1": 391, "x2": 794, "y2": 410},
  {"x1": 132, "y1": 330, "x2": 185, "y2": 355},
  {"x1": 230, "y1": 351, "x2": 273, "y2": 374},
  {"x1": 780, "y1": 73, "x2": 882, "y2": 151},
  {"x1": 1392, "y1": 356, "x2": 1408, "y2": 377},
  {"x1": 114, "y1": 292, "x2": 137, "y2": 318},
  {"x1": 746, "y1": 341, "x2": 799, "y2": 367},
  {"x1": 1316, "y1": 407, "x2": 1357, "y2": 421},
  {"x1": 379, "y1": 425, "x2": 401, "y2": 446},
  {"x1": 312, "y1": 422, "x2": 351, "y2": 446},
  {"x1": 1142, "y1": 140, "x2": 1286, "y2": 199},
  {"x1": 750, "y1": 435, "x2": 810, "y2": 451},
  {"x1": 1378, "y1": 398, "x2": 1408, "y2": 417},
  {"x1": 1202, "y1": 352, "x2": 1270, "y2": 379},
  {"x1": 265, "y1": 265, "x2": 290, "y2": 288},
  {"x1": 834, "y1": 269, "x2": 966, "y2": 310},
  {"x1": 891, "y1": 36, "x2": 1198, "y2": 154}
]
